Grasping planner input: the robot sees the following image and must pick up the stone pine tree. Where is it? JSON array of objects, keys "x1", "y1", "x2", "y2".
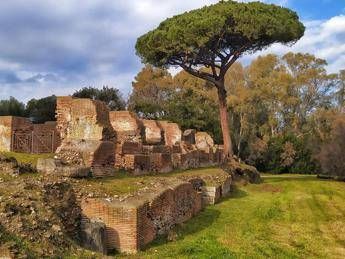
[{"x1": 135, "y1": 1, "x2": 305, "y2": 159}]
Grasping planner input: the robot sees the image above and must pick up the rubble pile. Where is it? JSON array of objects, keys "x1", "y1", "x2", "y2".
[{"x1": 0, "y1": 176, "x2": 82, "y2": 257}]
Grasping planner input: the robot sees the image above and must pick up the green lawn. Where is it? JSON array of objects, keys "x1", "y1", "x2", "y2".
[{"x1": 123, "y1": 174, "x2": 345, "y2": 259}]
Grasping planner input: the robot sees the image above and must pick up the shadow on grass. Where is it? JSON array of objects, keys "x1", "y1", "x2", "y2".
[{"x1": 228, "y1": 185, "x2": 248, "y2": 199}]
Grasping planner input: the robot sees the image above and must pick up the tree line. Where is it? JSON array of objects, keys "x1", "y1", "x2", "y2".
[
  {"x1": 0, "y1": 52, "x2": 344, "y2": 178},
  {"x1": 129, "y1": 52, "x2": 344, "y2": 178}
]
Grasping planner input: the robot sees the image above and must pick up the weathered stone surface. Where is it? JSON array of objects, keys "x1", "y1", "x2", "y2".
[
  {"x1": 0, "y1": 116, "x2": 14, "y2": 152},
  {"x1": 37, "y1": 158, "x2": 57, "y2": 174},
  {"x1": 109, "y1": 111, "x2": 142, "y2": 142},
  {"x1": 195, "y1": 132, "x2": 214, "y2": 152},
  {"x1": 158, "y1": 121, "x2": 182, "y2": 146},
  {"x1": 56, "y1": 97, "x2": 115, "y2": 142},
  {"x1": 141, "y1": 120, "x2": 163, "y2": 145},
  {"x1": 80, "y1": 218, "x2": 107, "y2": 254},
  {"x1": 201, "y1": 185, "x2": 221, "y2": 205}
]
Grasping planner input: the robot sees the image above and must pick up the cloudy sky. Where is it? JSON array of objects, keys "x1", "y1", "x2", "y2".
[{"x1": 0, "y1": 0, "x2": 344, "y2": 102}]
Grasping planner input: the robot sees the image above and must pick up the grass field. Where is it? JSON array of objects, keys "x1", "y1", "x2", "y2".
[{"x1": 122, "y1": 174, "x2": 345, "y2": 259}]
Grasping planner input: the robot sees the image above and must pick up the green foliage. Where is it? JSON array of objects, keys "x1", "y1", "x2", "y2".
[
  {"x1": 25, "y1": 95, "x2": 56, "y2": 123},
  {"x1": 73, "y1": 86, "x2": 126, "y2": 111},
  {"x1": 166, "y1": 88, "x2": 222, "y2": 143},
  {"x1": 263, "y1": 134, "x2": 318, "y2": 174},
  {"x1": 136, "y1": 1, "x2": 304, "y2": 68},
  {"x1": 0, "y1": 97, "x2": 25, "y2": 117},
  {"x1": 128, "y1": 65, "x2": 174, "y2": 119},
  {"x1": 129, "y1": 66, "x2": 222, "y2": 143}
]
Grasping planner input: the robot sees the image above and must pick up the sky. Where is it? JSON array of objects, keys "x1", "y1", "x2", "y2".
[{"x1": 0, "y1": 0, "x2": 344, "y2": 102}]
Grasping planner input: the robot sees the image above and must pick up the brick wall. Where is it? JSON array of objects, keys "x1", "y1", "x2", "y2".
[
  {"x1": 55, "y1": 97, "x2": 116, "y2": 176},
  {"x1": 81, "y1": 180, "x2": 204, "y2": 254},
  {"x1": 81, "y1": 174, "x2": 231, "y2": 254}
]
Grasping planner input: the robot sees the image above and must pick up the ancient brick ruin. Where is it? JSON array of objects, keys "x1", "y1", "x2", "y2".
[
  {"x1": 52, "y1": 97, "x2": 116, "y2": 177},
  {"x1": 0, "y1": 116, "x2": 60, "y2": 153},
  {"x1": 39, "y1": 96, "x2": 224, "y2": 177},
  {"x1": 81, "y1": 172, "x2": 232, "y2": 254},
  {"x1": 0, "y1": 96, "x2": 230, "y2": 254}
]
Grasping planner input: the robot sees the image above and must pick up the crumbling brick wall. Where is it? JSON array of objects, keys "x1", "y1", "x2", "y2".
[
  {"x1": 81, "y1": 180, "x2": 203, "y2": 254},
  {"x1": 55, "y1": 97, "x2": 116, "y2": 177},
  {"x1": 81, "y1": 174, "x2": 231, "y2": 254},
  {"x1": 141, "y1": 120, "x2": 163, "y2": 145},
  {"x1": 53, "y1": 97, "x2": 223, "y2": 176}
]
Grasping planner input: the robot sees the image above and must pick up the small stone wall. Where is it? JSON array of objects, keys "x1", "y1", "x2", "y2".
[{"x1": 81, "y1": 173, "x2": 231, "y2": 254}]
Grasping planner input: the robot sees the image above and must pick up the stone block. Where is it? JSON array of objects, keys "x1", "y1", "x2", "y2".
[
  {"x1": 121, "y1": 141, "x2": 142, "y2": 154},
  {"x1": 141, "y1": 120, "x2": 163, "y2": 145},
  {"x1": 56, "y1": 97, "x2": 115, "y2": 142},
  {"x1": 109, "y1": 111, "x2": 142, "y2": 142},
  {"x1": 195, "y1": 132, "x2": 214, "y2": 152},
  {"x1": 158, "y1": 121, "x2": 182, "y2": 146},
  {"x1": 80, "y1": 218, "x2": 107, "y2": 254},
  {"x1": 201, "y1": 185, "x2": 222, "y2": 205},
  {"x1": 221, "y1": 176, "x2": 232, "y2": 197}
]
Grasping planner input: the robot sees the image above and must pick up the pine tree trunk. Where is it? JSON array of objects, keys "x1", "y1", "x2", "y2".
[{"x1": 217, "y1": 81, "x2": 233, "y2": 160}]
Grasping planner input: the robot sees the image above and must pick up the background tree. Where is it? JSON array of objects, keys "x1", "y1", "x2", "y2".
[
  {"x1": 318, "y1": 114, "x2": 345, "y2": 179},
  {"x1": 25, "y1": 95, "x2": 56, "y2": 123},
  {"x1": 136, "y1": 1, "x2": 305, "y2": 158},
  {"x1": 128, "y1": 65, "x2": 174, "y2": 119},
  {"x1": 73, "y1": 86, "x2": 126, "y2": 111},
  {"x1": 0, "y1": 97, "x2": 25, "y2": 117}
]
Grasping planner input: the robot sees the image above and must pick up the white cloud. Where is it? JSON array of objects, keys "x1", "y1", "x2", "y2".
[
  {"x1": 241, "y1": 15, "x2": 345, "y2": 73},
  {"x1": 0, "y1": 0, "x2": 344, "y2": 103}
]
